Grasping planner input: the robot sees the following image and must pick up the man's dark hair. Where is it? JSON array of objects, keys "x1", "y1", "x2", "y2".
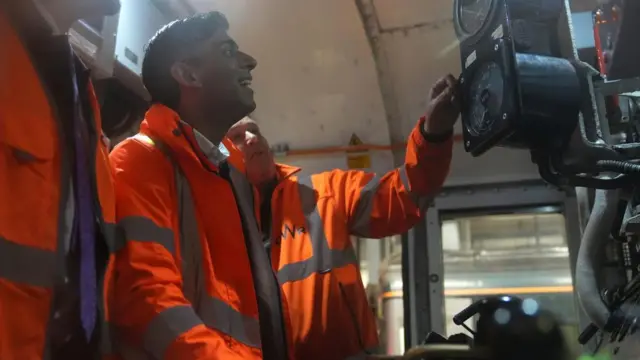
[{"x1": 141, "y1": 12, "x2": 229, "y2": 110}]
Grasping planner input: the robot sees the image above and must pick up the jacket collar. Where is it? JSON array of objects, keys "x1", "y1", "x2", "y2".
[
  {"x1": 188, "y1": 121, "x2": 229, "y2": 166},
  {"x1": 275, "y1": 163, "x2": 301, "y2": 180},
  {"x1": 140, "y1": 104, "x2": 228, "y2": 171}
]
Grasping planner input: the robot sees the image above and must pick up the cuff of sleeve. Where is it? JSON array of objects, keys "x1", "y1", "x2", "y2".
[
  {"x1": 405, "y1": 117, "x2": 453, "y2": 195},
  {"x1": 418, "y1": 115, "x2": 454, "y2": 143},
  {"x1": 412, "y1": 116, "x2": 454, "y2": 149},
  {"x1": 421, "y1": 128, "x2": 454, "y2": 143}
]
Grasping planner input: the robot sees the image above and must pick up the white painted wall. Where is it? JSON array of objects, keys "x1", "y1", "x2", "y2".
[
  {"x1": 373, "y1": 0, "x2": 540, "y2": 185},
  {"x1": 115, "y1": 0, "x2": 171, "y2": 76},
  {"x1": 190, "y1": 0, "x2": 394, "y2": 175},
  {"x1": 181, "y1": 0, "x2": 541, "y2": 184}
]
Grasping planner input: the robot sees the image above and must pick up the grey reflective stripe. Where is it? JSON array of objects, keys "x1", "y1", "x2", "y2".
[
  {"x1": 118, "y1": 216, "x2": 175, "y2": 255},
  {"x1": 143, "y1": 305, "x2": 204, "y2": 359},
  {"x1": 344, "y1": 351, "x2": 367, "y2": 360},
  {"x1": 100, "y1": 319, "x2": 115, "y2": 356},
  {"x1": 227, "y1": 164, "x2": 285, "y2": 353},
  {"x1": 277, "y1": 176, "x2": 358, "y2": 284},
  {"x1": 349, "y1": 174, "x2": 381, "y2": 237},
  {"x1": 174, "y1": 163, "x2": 204, "y2": 310},
  {"x1": 142, "y1": 135, "x2": 262, "y2": 350},
  {"x1": 398, "y1": 166, "x2": 433, "y2": 210},
  {"x1": 103, "y1": 221, "x2": 124, "y2": 253},
  {"x1": 176, "y1": 165, "x2": 262, "y2": 349},
  {"x1": 200, "y1": 296, "x2": 262, "y2": 348},
  {"x1": 344, "y1": 348, "x2": 377, "y2": 360},
  {"x1": 0, "y1": 235, "x2": 56, "y2": 287}
]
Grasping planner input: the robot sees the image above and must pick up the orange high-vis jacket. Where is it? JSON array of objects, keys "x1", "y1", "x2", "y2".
[
  {"x1": 228, "y1": 116, "x2": 453, "y2": 360},
  {"x1": 108, "y1": 104, "x2": 274, "y2": 360},
  {"x1": 0, "y1": 9, "x2": 117, "y2": 359}
]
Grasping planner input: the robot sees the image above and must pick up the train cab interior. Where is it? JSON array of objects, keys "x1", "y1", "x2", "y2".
[{"x1": 54, "y1": 0, "x2": 640, "y2": 358}]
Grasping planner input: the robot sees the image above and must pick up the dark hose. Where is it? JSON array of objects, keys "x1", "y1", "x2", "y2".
[
  {"x1": 596, "y1": 160, "x2": 640, "y2": 175},
  {"x1": 576, "y1": 189, "x2": 620, "y2": 329}
]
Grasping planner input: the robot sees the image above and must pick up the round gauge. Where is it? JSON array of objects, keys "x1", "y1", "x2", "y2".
[
  {"x1": 465, "y1": 62, "x2": 504, "y2": 136},
  {"x1": 457, "y1": 0, "x2": 494, "y2": 36}
]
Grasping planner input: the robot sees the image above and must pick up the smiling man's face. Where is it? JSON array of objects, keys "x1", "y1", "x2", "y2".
[
  {"x1": 180, "y1": 28, "x2": 257, "y2": 138},
  {"x1": 227, "y1": 117, "x2": 277, "y2": 185}
]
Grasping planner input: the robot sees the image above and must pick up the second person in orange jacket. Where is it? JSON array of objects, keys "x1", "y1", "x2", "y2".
[
  {"x1": 107, "y1": 12, "x2": 292, "y2": 360},
  {"x1": 1, "y1": 1, "x2": 120, "y2": 359},
  {"x1": 225, "y1": 74, "x2": 459, "y2": 360}
]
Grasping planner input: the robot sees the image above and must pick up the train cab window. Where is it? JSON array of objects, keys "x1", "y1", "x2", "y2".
[{"x1": 441, "y1": 212, "x2": 580, "y2": 358}]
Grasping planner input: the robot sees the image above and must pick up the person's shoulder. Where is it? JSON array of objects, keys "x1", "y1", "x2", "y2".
[
  {"x1": 110, "y1": 135, "x2": 172, "y2": 183},
  {"x1": 313, "y1": 168, "x2": 360, "y2": 182},
  {"x1": 110, "y1": 135, "x2": 162, "y2": 165},
  {"x1": 311, "y1": 167, "x2": 375, "y2": 195},
  {"x1": 300, "y1": 168, "x2": 355, "y2": 196}
]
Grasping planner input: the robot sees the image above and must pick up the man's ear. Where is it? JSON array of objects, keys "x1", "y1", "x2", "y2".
[{"x1": 170, "y1": 62, "x2": 203, "y2": 88}]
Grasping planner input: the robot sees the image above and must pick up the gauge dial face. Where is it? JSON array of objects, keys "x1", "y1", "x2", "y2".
[
  {"x1": 458, "y1": 0, "x2": 494, "y2": 36},
  {"x1": 466, "y1": 62, "x2": 504, "y2": 136}
]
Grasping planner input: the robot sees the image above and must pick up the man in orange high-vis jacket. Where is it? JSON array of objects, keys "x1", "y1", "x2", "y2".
[
  {"x1": 108, "y1": 12, "x2": 292, "y2": 360},
  {"x1": 0, "y1": 0, "x2": 120, "y2": 359},
  {"x1": 225, "y1": 74, "x2": 459, "y2": 360}
]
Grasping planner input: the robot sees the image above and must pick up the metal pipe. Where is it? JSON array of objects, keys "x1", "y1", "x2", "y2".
[
  {"x1": 576, "y1": 188, "x2": 620, "y2": 328},
  {"x1": 273, "y1": 134, "x2": 464, "y2": 159}
]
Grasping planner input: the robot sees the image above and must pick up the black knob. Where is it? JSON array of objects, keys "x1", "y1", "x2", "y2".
[{"x1": 475, "y1": 296, "x2": 567, "y2": 360}]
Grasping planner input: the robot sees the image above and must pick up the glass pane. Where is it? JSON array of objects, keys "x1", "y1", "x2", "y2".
[
  {"x1": 357, "y1": 236, "x2": 402, "y2": 355},
  {"x1": 442, "y1": 212, "x2": 579, "y2": 359},
  {"x1": 379, "y1": 236, "x2": 404, "y2": 355}
]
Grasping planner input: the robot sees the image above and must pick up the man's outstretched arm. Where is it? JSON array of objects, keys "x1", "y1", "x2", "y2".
[{"x1": 326, "y1": 74, "x2": 459, "y2": 238}]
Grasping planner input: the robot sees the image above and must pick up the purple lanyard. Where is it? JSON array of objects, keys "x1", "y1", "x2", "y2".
[{"x1": 69, "y1": 55, "x2": 97, "y2": 341}]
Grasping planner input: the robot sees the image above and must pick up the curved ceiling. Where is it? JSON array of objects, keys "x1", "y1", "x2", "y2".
[{"x1": 184, "y1": 0, "x2": 573, "y2": 184}]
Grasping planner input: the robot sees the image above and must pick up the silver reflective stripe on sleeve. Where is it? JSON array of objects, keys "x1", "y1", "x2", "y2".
[
  {"x1": 143, "y1": 305, "x2": 204, "y2": 359},
  {"x1": 199, "y1": 296, "x2": 262, "y2": 349},
  {"x1": 118, "y1": 216, "x2": 175, "y2": 255},
  {"x1": 277, "y1": 176, "x2": 358, "y2": 284},
  {"x1": 0, "y1": 235, "x2": 56, "y2": 287},
  {"x1": 349, "y1": 174, "x2": 381, "y2": 237},
  {"x1": 398, "y1": 166, "x2": 432, "y2": 211}
]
